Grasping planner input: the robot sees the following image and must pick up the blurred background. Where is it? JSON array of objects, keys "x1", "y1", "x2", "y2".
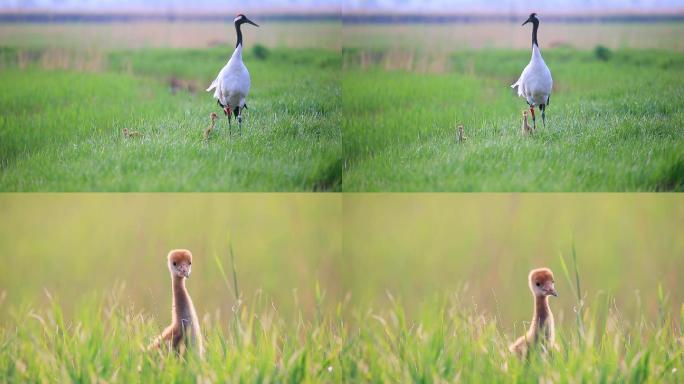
[
  {"x1": 342, "y1": 194, "x2": 684, "y2": 328},
  {"x1": 0, "y1": 194, "x2": 342, "y2": 322},
  {"x1": 344, "y1": 0, "x2": 683, "y2": 13},
  {"x1": 0, "y1": 0, "x2": 340, "y2": 63},
  {"x1": 342, "y1": 0, "x2": 684, "y2": 72},
  {"x1": 1, "y1": 194, "x2": 682, "y2": 329}
]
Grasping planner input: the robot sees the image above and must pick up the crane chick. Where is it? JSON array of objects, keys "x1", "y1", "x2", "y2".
[
  {"x1": 509, "y1": 267, "x2": 558, "y2": 357},
  {"x1": 521, "y1": 110, "x2": 533, "y2": 135},
  {"x1": 457, "y1": 124, "x2": 467, "y2": 143},
  {"x1": 147, "y1": 249, "x2": 204, "y2": 358},
  {"x1": 204, "y1": 112, "x2": 218, "y2": 141},
  {"x1": 123, "y1": 128, "x2": 143, "y2": 138}
]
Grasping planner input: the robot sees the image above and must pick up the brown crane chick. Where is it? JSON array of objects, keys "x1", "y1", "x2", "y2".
[
  {"x1": 123, "y1": 128, "x2": 143, "y2": 138},
  {"x1": 521, "y1": 110, "x2": 533, "y2": 135},
  {"x1": 204, "y1": 112, "x2": 218, "y2": 141},
  {"x1": 457, "y1": 125, "x2": 467, "y2": 143},
  {"x1": 147, "y1": 249, "x2": 204, "y2": 358},
  {"x1": 509, "y1": 267, "x2": 558, "y2": 357}
]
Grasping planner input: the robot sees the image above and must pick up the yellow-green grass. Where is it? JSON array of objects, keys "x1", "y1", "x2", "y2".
[
  {"x1": 342, "y1": 47, "x2": 684, "y2": 191},
  {"x1": 1, "y1": 284, "x2": 349, "y2": 382},
  {"x1": 0, "y1": 45, "x2": 341, "y2": 191},
  {"x1": 1, "y1": 282, "x2": 681, "y2": 382}
]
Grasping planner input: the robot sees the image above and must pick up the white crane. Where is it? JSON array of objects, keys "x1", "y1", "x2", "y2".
[
  {"x1": 207, "y1": 14, "x2": 259, "y2": 136},
  {"x1": 511, "y1": 13, "x2": 553, "y2": 130}
]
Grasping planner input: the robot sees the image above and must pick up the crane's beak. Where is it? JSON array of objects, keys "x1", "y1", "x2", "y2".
[
  {"x1": 522, "y1": 18, "x2": 531, "y2": 26},
  {"x1": 245, "y1": 18, "x2": 259, "y2": 27}
]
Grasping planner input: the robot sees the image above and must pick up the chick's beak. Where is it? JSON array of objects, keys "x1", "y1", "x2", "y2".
[
  {"x1": 547, "y1": 285, "x2": 558, "y2": 297},
  {"x1": 177, "y1": 265, "x2": 190, "y2": 278},
  {"x1": 541, "y1": 281, "x2": 556, "y2": 296}
]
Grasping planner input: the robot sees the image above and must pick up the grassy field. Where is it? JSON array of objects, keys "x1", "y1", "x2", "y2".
[
  {"x1": 0, "y1": 22, "x2": 341, "y2": 191},
  {"x1": 1, "y1": 194, "x2": 682, "y2": 382},
  {"x1": 342, "y1": 23, "x2": 684, "y2": 191}
]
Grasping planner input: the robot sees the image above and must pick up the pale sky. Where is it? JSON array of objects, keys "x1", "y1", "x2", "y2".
[
  {"x1": 0, "y1": 0, "x2": 339, "y2": 10},
  {"x1": 344, "y1": 0, "x2": 684, "y2": 11},
  {"x1": 2, "y1": 0, "x2": 682, "y2": 11}
]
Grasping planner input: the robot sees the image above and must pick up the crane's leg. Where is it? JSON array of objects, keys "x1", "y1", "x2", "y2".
[
  {"x1": 223, "y1": 106, "x2": 232, "y2": 136},
  {"x1": 529, "y1": 106, "x2": 536, "y2": 131},
  {"x1": 237, "y1": 107, "x2": 243, "y2": 136},
  {"x1": 540, "y1": 104, "x2": 546, "y2": 129}
]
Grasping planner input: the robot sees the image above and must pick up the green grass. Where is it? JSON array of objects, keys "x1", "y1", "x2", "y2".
[
  {"x1": 0, "y1": 284, "x2": 348, "y2": 382},
  {"x1": 342, "y1": 48, "x2": 684, "y2": 191},
  {"x1": 1, "y1": 275, "x2": 681, "y2": 382},
  {"x1": 348, "y1": 291, "x2": 682, "y2": 382},
  {"x1": 0, "y1": 46, "x2": 342, "y2": 191}
]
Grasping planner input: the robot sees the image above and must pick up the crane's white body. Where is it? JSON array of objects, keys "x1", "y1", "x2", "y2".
[
  {"x1": 511, "y1": 44, "x2": 552, "y2": 107},
  {"x1": 206, "y1": 44, "x2": 250, "y2": 110}
]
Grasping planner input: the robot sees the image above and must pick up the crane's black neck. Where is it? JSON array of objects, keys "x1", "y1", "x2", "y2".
[
  {"x1": 235, "y1": 22, "x2": 243, "y2": 48},
  {"x1": 531, "y1": 20, "x2": 539, "y2": 47}
]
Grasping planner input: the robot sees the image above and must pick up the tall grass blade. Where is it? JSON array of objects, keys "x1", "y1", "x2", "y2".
[{"x1": 559, "y1": 243, "x2": 585, "y2": 344}]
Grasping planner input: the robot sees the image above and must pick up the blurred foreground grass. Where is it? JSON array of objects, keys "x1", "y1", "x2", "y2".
[{"x1": 0, "y1": 280, "x2": 681, "y2": 382}]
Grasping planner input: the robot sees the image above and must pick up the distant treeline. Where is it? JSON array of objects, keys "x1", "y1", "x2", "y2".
[
  {"x1": 342, "y1": 13, "x2": 684, "y2": 24},
  {"x1": 0, "y1": 12, "x2": 340, "y2": 23}
]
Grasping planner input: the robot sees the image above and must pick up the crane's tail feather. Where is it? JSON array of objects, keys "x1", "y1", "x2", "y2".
[{"x1": 206, "y1": 79, "x2": 218, "y2": 92}]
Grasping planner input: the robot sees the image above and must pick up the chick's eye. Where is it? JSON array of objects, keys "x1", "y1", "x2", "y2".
[
  {"x1": 189, "y1": 262, "x2": 191, "y2": 265},
  {"x1": 535, "y1": 282, "x2": 541, "y2": 287},
  {"x1": 173, "y1": 262, "x2": 177, "y2": 266}
]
